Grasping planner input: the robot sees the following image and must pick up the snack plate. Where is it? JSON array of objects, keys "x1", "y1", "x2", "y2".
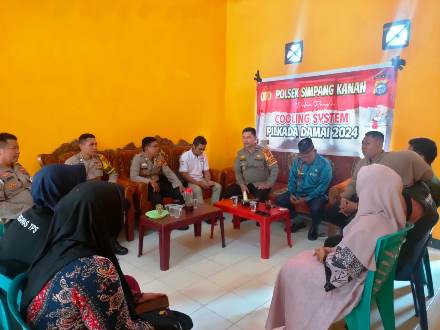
[{"x1": 145, "y1": 210, "x2": 169, "y2": 219}]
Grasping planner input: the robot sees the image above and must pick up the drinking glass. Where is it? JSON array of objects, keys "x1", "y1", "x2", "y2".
[
  {"x1": 175, "y1": 207, "x2": 182, "y2": 217},
  {"x1": 250, "y1": 200, "x2": 257, "y2": 212}
]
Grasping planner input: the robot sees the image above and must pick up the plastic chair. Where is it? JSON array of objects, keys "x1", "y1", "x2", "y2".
[
  {"x1": 0, "y1": 272, "x2": 30, "y2": 330},
  {"x1": 395, "y1": 232, "x2": 433, "y2": 330},
  {"x1": 422, "y1": 246, "x2": 434, "y2": 298},
  {"x1": 1, "y1": 272, "x2": 16, "y2": 330},
  {"x1": 1, "y1": 289, "x2": 9, "y2": 329},
  {"x1": 0, "y1": 223, "x2": 4, "y2": 237},
  {"x1": 344, "y1": 225, "x2": 413, "y2": 330}
]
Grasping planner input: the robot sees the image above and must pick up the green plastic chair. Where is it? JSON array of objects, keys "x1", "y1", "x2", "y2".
[
  {"x1": 0, "y1": 223, "x2": 4, "y2": 237},
  {"x1": 344, "y1": 225, "x2": 413, "y2": 330},
  {"x1": 0, "y1": 272, "x2": 30, "y2": 330},
  {"x1": 422, "y1": 245, "x2": 434, "y2": 298}
]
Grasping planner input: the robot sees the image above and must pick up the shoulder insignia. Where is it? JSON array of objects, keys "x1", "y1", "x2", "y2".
[
  {"x1": 7, "y1": 181, "x2": 18, "y2": 190},
  {"x1": 16, "y1": 164, "x2": 29, "y2": 175},
  {"x1": 262, "y1": 147, "x2": 278, "y2": 167},
  {"x1": 158, "y1": 152, "x2": 168, "y2": 167},
  {"x1": 98, "y1": 154, "x2": 116, "y2": 175},
  {"x1": 154, "y1": 155, "x2": 167, "y2": 167}
]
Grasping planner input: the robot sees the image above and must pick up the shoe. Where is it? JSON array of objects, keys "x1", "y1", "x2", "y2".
[
  {"x1": 204, "y1": 219, "x2": 212, "y2": 225},
  {"x1": 177, "y1": 225, "x2": 190, "y2": 230},
  {"x1": 114, "y1": 241, "x2": 128, "y2": 255},
  {"x1": 307, "y1": 226, "x2": 318, "y2": 240},
  {"x1": 290, "y1": 222, "x2": 306, "y2": 233},
  {"x1": 256, "y1": 222, "x2": 260, "y2": 227}
]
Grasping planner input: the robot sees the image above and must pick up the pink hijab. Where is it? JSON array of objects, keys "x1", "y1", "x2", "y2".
[{"x1": 341, "y1": 164, "x2": 406, "y2": 271}]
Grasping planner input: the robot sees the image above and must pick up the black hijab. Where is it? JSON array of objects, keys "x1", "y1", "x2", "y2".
[
  {"x1": 0, "y1": 164, "x2": 86, "y2": 276},
  {"x1": 31, "y1": 164, "x2": 86, "y2": 210},
  {"x1": 21, "y1": 181, "x2": 136, "y2": 317}
]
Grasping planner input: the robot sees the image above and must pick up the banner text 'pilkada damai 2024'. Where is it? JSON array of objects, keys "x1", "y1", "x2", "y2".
[{"x1": 256, "y1": 64, "x2": 397, "y2": 157}]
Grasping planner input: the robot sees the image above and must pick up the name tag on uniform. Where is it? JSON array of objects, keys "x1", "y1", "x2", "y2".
[{"x1": 7, "y1": 181, "x2": 18, "y2": 190}]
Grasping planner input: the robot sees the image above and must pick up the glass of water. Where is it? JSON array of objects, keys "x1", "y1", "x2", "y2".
[{"x1": 250, "y1": 200, "x2": 257, "y2": 212}]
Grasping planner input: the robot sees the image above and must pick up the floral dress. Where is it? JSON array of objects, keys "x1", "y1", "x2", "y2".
[{"x1": 26, "y1": 255, "x2": 154, "y2": 330}]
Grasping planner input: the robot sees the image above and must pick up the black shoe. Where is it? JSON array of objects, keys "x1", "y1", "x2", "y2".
[
  {"x1": 307, "y1": 226, "x2": 318, "y2": 240},
  {"x1": 177, "y1": 225, "x2": 190, "y2": 230},
  {"x1": 204, "y1": 219, "x2": 212, "y2": 225},
  {"x1": 256, "y1": 222, "x2": 260, "y2": 227},
  {"x1": 114, "y1": 241, "x2": 128, "y2": 255},
  {"x1": 290, "y1": 222, "x2": 306, "y2": 233}
]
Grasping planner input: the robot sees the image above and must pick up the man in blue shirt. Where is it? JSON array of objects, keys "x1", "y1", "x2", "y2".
[{"x1": 275, "y1": 138, "x2": 333, "y2": 240}]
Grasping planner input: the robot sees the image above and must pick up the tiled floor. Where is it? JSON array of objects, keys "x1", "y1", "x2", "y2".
[{"x1": 118, "y1": 215, "x2": 440, "y2": 330}]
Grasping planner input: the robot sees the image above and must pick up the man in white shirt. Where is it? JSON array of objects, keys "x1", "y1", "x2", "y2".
[{"x1": 179, "y1": 136, "x2": 222, "y2": 205}]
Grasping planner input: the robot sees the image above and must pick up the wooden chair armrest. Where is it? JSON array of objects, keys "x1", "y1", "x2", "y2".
[
  {"x1": 132, "y1": 181, "x2": 150, "y2": 213},
  {"x1": 37, "y1": 154, "x2": 58, "y2": 167},
  {"x1": 209, "y1": 168, "x2": 222, "y2": 184},
  {"x1": 328, "y1": 179, "x2": 351, "y2": 204},
  {"x1": 118, "y1": 177, "x2": 148, "y2": 204},
  {"x1": 221, "y1": 167, "x2": 236, "y2": 188}
]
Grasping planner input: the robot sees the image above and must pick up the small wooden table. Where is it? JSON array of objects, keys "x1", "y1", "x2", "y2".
[
  {"x1": 214, "y1": 199, "x2": 292, "y2": 259},
  {"x1": 138, "y1": 204, "x2": 225, "y2": 271}
]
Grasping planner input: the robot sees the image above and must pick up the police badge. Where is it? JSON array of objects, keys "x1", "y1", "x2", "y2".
[{"x1": 374, "y1": 79, "x2": 388, "y2": 96}]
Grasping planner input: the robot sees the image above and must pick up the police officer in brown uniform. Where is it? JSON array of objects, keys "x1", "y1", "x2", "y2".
[
  {"x1": 224, "y1": 127, "x2": 279, "y2": 201},
  {"x1": 130, "y1": 137, "x2": 185, "y2": 207},
  {"x1": 0, "y1": 133, "x2": 33, "y2": 228},
  {"x1": 65, "y1": 133, "x2": 127, "y2": 254},
  {"x1": 65, "y1": 133, "x2": 118, "y2": 183}
]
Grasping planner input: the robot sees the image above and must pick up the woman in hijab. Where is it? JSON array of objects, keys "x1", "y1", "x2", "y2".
[
  {"x1": 22, "y1": 180, "x2": 154, "y2": 330},
  {"x1": 266, "y1": 164, "x2": 406, "y2": 330},
  {"x1": 0, "y1": 164, "x2": 86, "y2": 276}
]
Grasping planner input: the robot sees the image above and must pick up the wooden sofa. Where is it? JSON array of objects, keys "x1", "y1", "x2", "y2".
[
  {"x1": 221, "y1": 151, "x2": 359, "y2": 214},
  {"x1": 38, "y1": 136, "x2": 223, "y2": 241},
  {"x1": 113, "y1": 136, "x2": 223, "y2": 214},
  {"x1": 37, "y1": 141, "x2": 137, "y2": 241}
]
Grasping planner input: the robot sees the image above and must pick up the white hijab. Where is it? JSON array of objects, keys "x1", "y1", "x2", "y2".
[{"x1": 341, "y1": 164, "x2": 406, "y2": 270}]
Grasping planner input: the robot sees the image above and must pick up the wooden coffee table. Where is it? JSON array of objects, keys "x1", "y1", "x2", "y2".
[
  {"x1": 138, "y1": 204, "x2": 225, "y2": 271},
  {"x1": 214, "y1": 199, "x2": 292, "y2": 259}
]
